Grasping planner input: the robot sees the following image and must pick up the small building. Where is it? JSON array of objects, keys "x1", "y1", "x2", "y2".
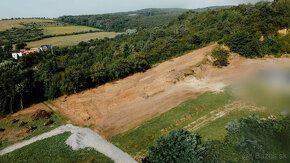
[
  {"x1": 12, "y1": 45, "x2": 52, "y2": 60},
  {"x1": 11, "y1": 48, "x2": 38, "y2": 59},
  {"x1": 12, "y1": 52, "x2": 25, "y2": 59},
  {"x1": 40, "y1": 45, "x2": 53, "y2": 51},
  {"x1": 30, "y1": 48, "x2": 40, "y2": 53}
]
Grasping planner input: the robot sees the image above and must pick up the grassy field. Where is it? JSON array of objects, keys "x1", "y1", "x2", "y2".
[
  {"x1": 0, "y1": 19, "x2": 53, "y2": 31},
  {"x1": 43, "y1": 26, "x2": 99, "y2": 35},
  {"x1": 109, "y1": 87, "x2": 290, "y2": 160},
  {"x1": 0, "y1": 132, "x2": 113, "y2": 163},
  {"x1": 1, "y1": 18, "x2": 113, "y2": 47},
  {"x1": 26, "y1": 32, "x2": 118, "y2": 47}
]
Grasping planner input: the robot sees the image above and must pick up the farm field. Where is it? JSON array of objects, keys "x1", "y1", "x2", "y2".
[
  {"x1": 0, "y1": 19, "x2": 54, "y2": 31},
  {"x1": 43, "y1": 25, "x2": 99, "y2": 35},
  {"x1": 0, "y1": 132, "x2": 113, "y2": 163},
  {"x1": 0, "y1": 18, "x2": 103, "y2": 46},
  {"x1": 26, "y1": 32, "x2": 118, "y2": 47}
]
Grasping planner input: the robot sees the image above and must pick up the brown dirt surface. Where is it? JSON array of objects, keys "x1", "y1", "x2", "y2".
[
  {"x1": 22, "y1": 44, "x2": 290, "y2": 139},
  {"x1": 12, "y1": 103, "x2": 51, "y2": 117}
]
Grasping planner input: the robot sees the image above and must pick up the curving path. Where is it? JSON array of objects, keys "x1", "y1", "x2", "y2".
[{"x1": 0, "y1": 124, "x2": 136, "y2": 163}]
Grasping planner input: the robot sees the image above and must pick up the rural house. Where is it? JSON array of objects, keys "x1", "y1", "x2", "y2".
[
  {"x1": 40, "y1": 44, "x2": 53, "y2": 51},
  {"x1": 11, "y1": 47, "x2": 42, "y2": 59},
  {"x1": 12, "y1": 52, "x2": 24, "y2": 59}
]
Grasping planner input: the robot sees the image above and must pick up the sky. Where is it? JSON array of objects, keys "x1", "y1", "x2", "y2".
[{"x1": 0, "y1": 0, "x2": 272, "y2": 19}]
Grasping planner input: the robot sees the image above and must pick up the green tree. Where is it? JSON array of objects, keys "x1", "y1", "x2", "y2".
[
  {"x1": 15, "y1": 42, "x2": 27, "y2": 50},
  {"x1": 211, "y1": 46, "x2": 229, "y2": 67},
  {"x1": 146, "y1": 129, "x2": 207, "y2": 163},
  {"x1": 228, "y1": 31, "x2": 263, "y2": 58},
  {"x1": 206, "y1": 115, "x2": 290, "y2": 162},
  {"x1": 90, "y1": 63, "x2": 107, "y2": 85},
  {"x1": 63, "y1": 65, "x2": 89, "y2": 94},
  {"x1": 0, "y1": 61, "x2": 21, "y2": 115}
]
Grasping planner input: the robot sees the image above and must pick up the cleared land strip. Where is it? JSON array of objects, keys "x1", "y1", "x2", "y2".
[{"x1": 0, "y1": 124, "x2": 137, "y2": 163}]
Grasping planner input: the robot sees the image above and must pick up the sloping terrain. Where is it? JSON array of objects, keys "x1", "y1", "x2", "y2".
[{"x1": 43, "y1": 44, "x2": 290, "y2": 138}]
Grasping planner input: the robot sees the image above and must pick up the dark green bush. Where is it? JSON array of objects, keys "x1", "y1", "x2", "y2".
[
  {"x1": 145, "y1": 129, "x2": 207, "y2": 163},
  {"x1": 211, "y1": 46, "x2": 229, "y2": 67}
]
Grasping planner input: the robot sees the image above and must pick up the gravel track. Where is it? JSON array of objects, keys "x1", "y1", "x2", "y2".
[{"x1": 0, "y1": 124, "x2": 136, "y2": 163}]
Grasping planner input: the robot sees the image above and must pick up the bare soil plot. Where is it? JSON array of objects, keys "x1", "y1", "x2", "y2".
[
  {"x1": 49, "y1": 44, "x2": 217, "y2": 138},
  {"x1": 0, "y1": 103, "x2": 62, "y2": 149},
  {"x1": 23, "y1": 43, "x2": 290, "y2": 139}
]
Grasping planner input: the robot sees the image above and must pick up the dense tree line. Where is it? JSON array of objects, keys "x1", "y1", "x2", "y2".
[
  {"x1": 0, "y1": 26, "x2": 43, "y2": 46},
  {"x1": 0, "y1": 0, "x2": 289, "y2": 116},
  {"x1": 144, "y1": 115, "x2": 290, "y2": 162},
  {"x1": 57, "y1": 8, "x2": 189, "y2": 32}
]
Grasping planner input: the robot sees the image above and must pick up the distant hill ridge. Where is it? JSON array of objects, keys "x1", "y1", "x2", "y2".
[{"x1": 56, "y1": 6, "x2": 233, "y2": 32}]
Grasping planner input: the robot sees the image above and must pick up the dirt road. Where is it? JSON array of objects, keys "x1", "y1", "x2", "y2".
[{"x1": 0, "y1": 124, "x2": 137, "y2": 163}]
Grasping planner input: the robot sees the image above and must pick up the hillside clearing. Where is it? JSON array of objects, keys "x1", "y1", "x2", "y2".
[
  {"x1": 44, "y1": 43, "x2": 290, "y2": 140},
  {"x1": 26, "y1": 32, "x2": 118, "y2": 47}
]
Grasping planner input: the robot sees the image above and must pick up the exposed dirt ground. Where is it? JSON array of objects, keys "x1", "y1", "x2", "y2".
[
  {"x1": 22, "y1": 44, "x2": 290, "y2": 139},
  {"x1": 0, "y1": 103, "x2": 51, "y2": 142}
]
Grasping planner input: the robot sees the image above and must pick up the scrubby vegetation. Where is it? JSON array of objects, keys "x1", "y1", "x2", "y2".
[
  {"x1": 144, "y1": 129, "x2": 207, "y2": 163},
  {"x1": 211, "y1": 46, "x2": 229, "y2": 67},
  {"x1": 0, "y1": 0, "x2": 289, "y2": 116},
  {"x1": 0, "y1": 132, "x2": 113, "y2": 163},
  {"x1": 144, "y1": 116, "x2": 290, "y2": 163}
]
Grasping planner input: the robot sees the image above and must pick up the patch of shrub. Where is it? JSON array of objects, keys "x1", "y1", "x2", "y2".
[
  {"x1": 145, "y1": 128, "x2": 207, "y2": 163},
  {"x1": 211, "y1": 46, "x2": 229, "y2": 67}
]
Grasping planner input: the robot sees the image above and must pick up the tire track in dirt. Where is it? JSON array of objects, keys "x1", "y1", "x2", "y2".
[{"x1": 184, "y1": 101, "x2": 266, "y2": 132}]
